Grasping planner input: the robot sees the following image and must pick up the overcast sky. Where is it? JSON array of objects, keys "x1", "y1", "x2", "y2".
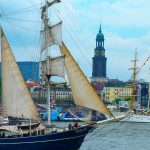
[{"x1": 0, "y1": 0, "x2": 150, "y2": 81}]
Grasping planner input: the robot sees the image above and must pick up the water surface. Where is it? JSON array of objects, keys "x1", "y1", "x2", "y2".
[{"x1": 80, "y1": 122, "x2": 150, "y2": 150}]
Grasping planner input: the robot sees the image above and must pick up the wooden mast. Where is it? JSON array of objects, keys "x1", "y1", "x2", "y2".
[
  {"x1": 129, "y1": 50, "x2": 138, "y2": 110},
  {"x1": 40, "y1": 0, "x2": 61, "y2": 126}
]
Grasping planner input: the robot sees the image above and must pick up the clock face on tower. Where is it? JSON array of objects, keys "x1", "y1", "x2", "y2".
[
  {"x1": 95, "y1": 50, "x2": 100, "y2": 56},
  {"x1": 101, "y1": 50, "x2": 105, "y2": 56},
  {"x1": 95, "y1": 50, "x2": 105, "y2": 56}
]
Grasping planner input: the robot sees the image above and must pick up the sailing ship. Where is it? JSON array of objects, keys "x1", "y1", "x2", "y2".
[
  {"x1": 0, "y1": 0, "x2": 114, "y2": 149},
  {"x1": 121, "y1": 51, "x2": 150, "y2": 123}
]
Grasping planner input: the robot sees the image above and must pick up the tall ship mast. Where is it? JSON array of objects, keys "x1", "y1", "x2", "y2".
[
  {"x1": 129, "y1": 51, "x2": 138, "y2": 109},
  {"x1": 121, "y1": 51, "x2": 150, "y2": 123},
  {"x1": 40, "y1": 0, "x2": 62, "y2": 126}
]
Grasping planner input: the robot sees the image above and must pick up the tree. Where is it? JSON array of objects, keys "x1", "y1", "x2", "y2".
[{"x1": 115, "y1": 97, "x2": 131, "y2": 104}]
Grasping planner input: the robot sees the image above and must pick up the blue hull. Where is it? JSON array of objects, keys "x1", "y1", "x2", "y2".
[{"x1": 0, "y1": 124, "x2": 95, "y2": 150}]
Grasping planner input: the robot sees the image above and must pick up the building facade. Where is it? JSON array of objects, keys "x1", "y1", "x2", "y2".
[
  {"x1": 0, "y1": 61, "x2": 39, "y2": 81},
  {"x1": 31, "y1": 87, "x2": 73, "y2": 102},
  {"x1": 18, "y1": 62, "x2": 39, "y2": 81},
  {"x1": 103, "y1": 87, "x2": 132, "y2": 102},
  {"x1": 139, "y1": 81, "x2": 148, "y2": 107}
]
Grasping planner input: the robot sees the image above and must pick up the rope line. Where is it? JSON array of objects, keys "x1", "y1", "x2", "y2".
[
  {"x1": 130, "y1": 55, "x2": 150, "y2": 80},
  {"x1": 55, "y1": 8, "x2": 92, "y2": 67},
  {"x1": 3, "y1": 3, "x2": 41, "y2": 16},
  {"x1": 60, "y1": 0, "x2": 94, "y2": 55},
  {"x1": 1, "y1": 18, "x2": 39, "y2": 32},
  {"x1": 84, "y1": 113, "x2": 133, "y2": 142},
  {"x1": 2, "y1": 17, "x2": 41, "y2": 23}
]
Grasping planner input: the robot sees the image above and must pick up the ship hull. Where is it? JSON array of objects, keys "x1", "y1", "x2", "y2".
[{"x1": 0, "y1": 124, "x2": 95, "y2": 150}]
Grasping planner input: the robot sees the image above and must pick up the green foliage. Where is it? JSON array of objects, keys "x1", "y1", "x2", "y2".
[
  {"x1": 114, "y1": 98, "x2": 121, "y2": 104},
  {"x1": 63, "y1": 83, "x2": 68, "y2": 88},
  {"x1": 114, "y1": 97, "x2": 131, "y2": 104},
  {"x1": 124, "y1": 97, "x2": 131, "y2": 102}
]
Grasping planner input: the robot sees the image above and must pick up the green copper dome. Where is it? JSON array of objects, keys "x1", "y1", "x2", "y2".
[{"x1": 96, "y1": 32, "x2": 104, "y2": 40}]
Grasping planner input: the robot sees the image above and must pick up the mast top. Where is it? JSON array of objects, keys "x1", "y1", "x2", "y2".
[
  {"x1": 41, "y1": 0, "x2": 61, "y2": 28},
  {"x1": 41, "y1": 0, "x2": 61, "y2": 13}
]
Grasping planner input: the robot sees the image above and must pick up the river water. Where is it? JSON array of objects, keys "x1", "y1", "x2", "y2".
[{"x1": 80, "y1": 122, "x2": 150, "y2": 150}]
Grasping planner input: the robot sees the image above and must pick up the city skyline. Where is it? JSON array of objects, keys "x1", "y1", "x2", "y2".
[{"x1": 0, "y1": 0, "x2": 150, "y2": 81}]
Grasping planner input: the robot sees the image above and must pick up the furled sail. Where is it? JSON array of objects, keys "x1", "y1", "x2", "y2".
[
  {"x1": 1, "y1": 28, "x2": 38, "y2": 120},
  {"x1": 41, "y1": 22, "x2": 62, "y2": 51},
  {"x1": 41, "y1": 55, "x2": 65, "y2": 78},
  {"x1": 60, "y1": 42, "x2": 113, "y2": 117}
]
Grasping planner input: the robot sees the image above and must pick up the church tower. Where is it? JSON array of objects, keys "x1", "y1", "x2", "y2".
[{"x1": 91, "y1": 24, "x2": 108, "y2": 82}]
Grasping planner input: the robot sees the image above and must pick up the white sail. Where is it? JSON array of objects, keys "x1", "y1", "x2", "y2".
[
  {"x1": 41, "y1": 22, "x2": 62, "y2": 50},
  {"x1": 41, "y1": 55, "x2": 65, "y2": 78},
  {"x1": 1, "y1": 28, "x2": 38, "y2": 120},
  {"x1": 60, "y1": 42, "x2": 113, "y2": 117}
]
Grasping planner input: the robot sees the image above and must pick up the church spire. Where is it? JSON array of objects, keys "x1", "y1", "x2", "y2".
[
  {"x1": 92, "y1": 23, "x2": 107, "y2": 78},
  {"x1": 99, "y1": 21, "x2": 102, "y2": 33},
  {"x1": 96, "y1": 22, "x2": 104, "y2": 49}
]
